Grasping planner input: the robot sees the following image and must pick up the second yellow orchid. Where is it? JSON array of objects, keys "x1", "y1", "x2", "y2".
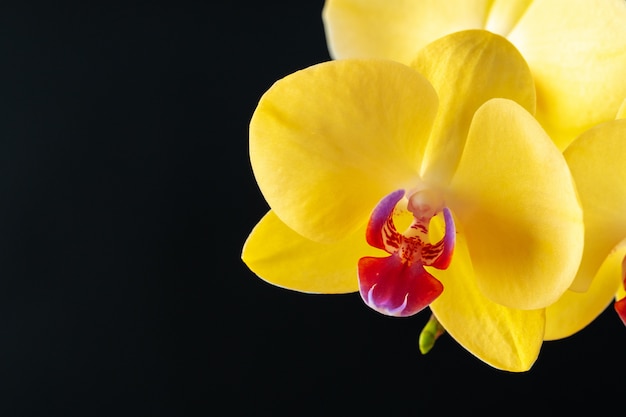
[
  {"x1": 544, "y1": 108, "x2": 626, "y2": 340},
  {"x1": 322, "y1": 0, "x2": 626, "y2": 151}
]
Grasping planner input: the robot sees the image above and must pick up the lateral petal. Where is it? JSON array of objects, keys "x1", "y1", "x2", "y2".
[
  {"x1": 410, "y1": 30, "x2": 535, "y2": 184},
  {"x1": 242, "y1": 210, "x2": 380, "y2": 294},
  {"x1": 545, "y1": 245, "x2": 626, "y2": 341},
  {"x1": 448, "y1": 98, "x2": 583, "y2": 309},
  {"x1": 249, "y1": 59, "x2": 438, "y2": 243},
  {"x1": 564, "y1": 119, "x2": 626, "y2": 292},
  {"x1": 507, "y1": 0, "x2": 626, "y2": 149},
  {"x1": 429, "y1": 229, "x2": 543, "y2": 372}
]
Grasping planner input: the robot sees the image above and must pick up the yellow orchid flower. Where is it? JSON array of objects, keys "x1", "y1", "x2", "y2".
[
  {"x1": 242, "y1": 30, "x2": 584, "y2": 371},
  {"x1": 322, "y1": 0, "x2": 626, "y2": 151},
  {"x1": 544, "y1": 110, "x2": 626, "y2": 340}
]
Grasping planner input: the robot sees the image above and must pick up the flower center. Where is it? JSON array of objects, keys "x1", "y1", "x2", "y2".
[{"x1": 357, "y1": 189, "x2": 455, "y2": 317}]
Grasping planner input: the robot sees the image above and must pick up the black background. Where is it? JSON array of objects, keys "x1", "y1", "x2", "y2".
[{"x1": 0, "y1": 1, "x2": 624, "y2": 415}]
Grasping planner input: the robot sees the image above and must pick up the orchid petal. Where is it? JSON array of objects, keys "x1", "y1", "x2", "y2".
[
  {"x1": 545, "y1": 245, "x2": 626, "y2": 341},
  {"x1": 617, "y1": 256, "x2": 626, "y2": 301},
  {"x1": 242, "y1": 210, "x2": 379, "y2": 293},
  {"x1": 429, "y1": 227, "x2": 543, "y2": 372},
  {"x1": 482, "y1": 1, "x2": 534, "y2": 36},
  {"x1": 617, "y1": 98, "x2": 626, "y2": 120},
  {"x1": 448, "y1": 98, "x2": 583, "y2": 309},
  {"x1": 410, "y1": 30, "x2": 535, "y2": 184},
  {"x1": 507, "y1": 0, "x2": 626, "y2": 149},
  {"x1": 564, "y1": 119, "x2": 626, "y2": 292},
  {"x1": 249, "y1": 59, "x2": 438, "y2": 243},
  {"x1": 322, "y1": 0, "x2": 490, "y2": 63}
]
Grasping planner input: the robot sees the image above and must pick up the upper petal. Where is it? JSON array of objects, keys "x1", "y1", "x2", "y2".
[
  {"x1": 242, "y1": 210, "x2": 380, "y2": 293},
  {"x1": 448, "y1": 98, "x2": 583, "y2": 309},
  {"x1": 544, "y1": 244, "x2": 626, "y2": 341},
  {"x1": 429, "y1": 227, "x2": 544, "y2": 372},
  {"x1": 564, "y1": 119, "x2": 626, "y2": 292},
  {"x1": 322, "y1": 0, "x2": 491, "y2": 63},
  {"x1": 249, "y1": 59, "x2": 438, "y2": 243},
  {"x1": 322, "y1": 0, "x2": 535, "y2": 63},
  {"x1": 507, "y1": 0, "x2": 626, "y2": 149},
  {"x1": 410, "y1": 30, "x2": 535, "y2": 184}
]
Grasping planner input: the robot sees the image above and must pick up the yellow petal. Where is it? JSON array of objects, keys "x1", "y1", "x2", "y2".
[
  {"x1": 483, "y1": 1, "x2": 534, "y2": 36},
  {"x1": 322, "y1": 0, "x2": 490, "y2": 63},
  {"x1": 448, "y1": 98, "x2": 583, "y2": 309},
  {"x1": 242, "y1": 211, "x2": 382, "y2": 293},
  {"x1": 545, "y1": 244, "x2": 626, "y2": 341},
  {"x1": 429, "y1": 228, "x2": 543, "y2": 372},
  {"x1": 323, "y1": 0, "x2": 555, "y2": 63},
  {"x1": 249, "y1": 59, "x2": 438, "y2": 243},
  {"x1": 507, "y1": 0, "x2": 626, "y2": 149},
  {"x1": 617, "y1": 98, "x2": 626, "y2": 120},
  {"x1": 564, "y1": 119, "x2": 626, "y2": 292},
  {"x1": 410, "y1": 30, "x2": 535, "y2": 184},
  {"x1": 617, "y1": 256, "x2": 626, "y2": 301}
]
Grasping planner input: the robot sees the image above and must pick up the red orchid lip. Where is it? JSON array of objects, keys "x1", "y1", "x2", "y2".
[{"x1": 358, "y1": 189, "x2": 455, "y2": 317}]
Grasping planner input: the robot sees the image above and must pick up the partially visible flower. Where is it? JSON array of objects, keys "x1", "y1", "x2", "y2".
[
  {"x1": 322, "y1": 0, "x2": 626, "y2": 150},
  {"x1": 242, "y1": 31, "x2": 584, "y2": 371},
  {"x1": 544, "y1": 103, "x2": 626, "y2": 339},
  {"x1": 545, "y1": 243, "x2": 626, "y2": 340}
]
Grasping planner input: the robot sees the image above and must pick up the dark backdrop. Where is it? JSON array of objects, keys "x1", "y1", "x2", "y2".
[{"x1": 0, "y1": 1, "x2": 623, "y2": 415}]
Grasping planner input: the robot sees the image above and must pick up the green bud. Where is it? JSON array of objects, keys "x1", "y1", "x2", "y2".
[{"x1": 418, "y1": 313, "x2": 445, "y2": 354}]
